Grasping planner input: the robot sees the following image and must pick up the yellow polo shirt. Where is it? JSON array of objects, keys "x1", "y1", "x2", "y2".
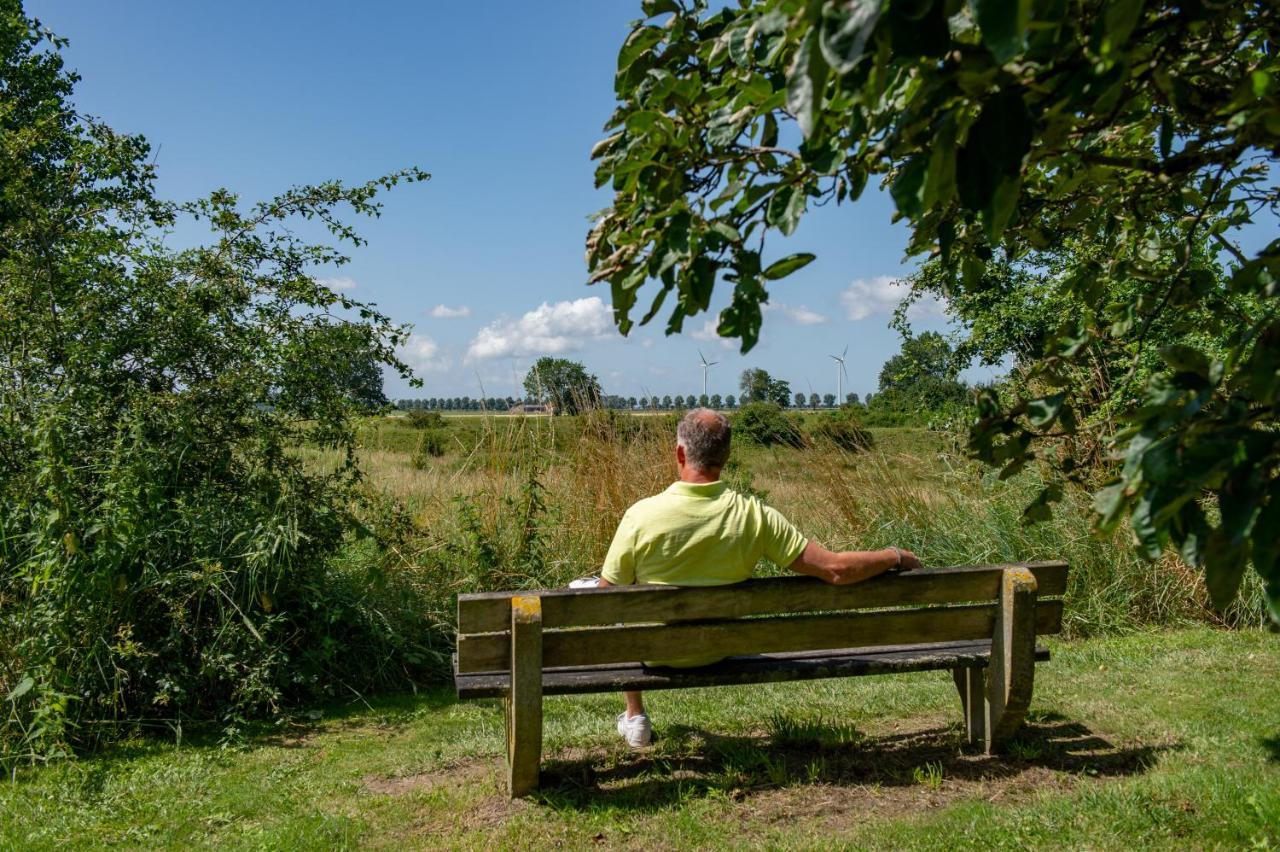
[{"x1": 601, "y1": 480, "x2": 808, "y2": 667}]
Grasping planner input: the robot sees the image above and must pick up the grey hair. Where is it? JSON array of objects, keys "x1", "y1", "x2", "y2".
[{"x1": 677, "y1": 408, "x2": 732, "y2": 470}]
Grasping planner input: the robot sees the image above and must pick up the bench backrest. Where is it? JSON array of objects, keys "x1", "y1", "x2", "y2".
[{"x1": 455, "y1": 561, "x2": 1068, "y2": 674}]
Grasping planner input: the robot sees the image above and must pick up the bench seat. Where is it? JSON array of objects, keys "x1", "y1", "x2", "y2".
[
  {"x1": 455, "y1": 562, "x2": 1069, "y2": 797},
  {"x1": 455, "y1": 639, "x2": 1050, "y2": 699}
]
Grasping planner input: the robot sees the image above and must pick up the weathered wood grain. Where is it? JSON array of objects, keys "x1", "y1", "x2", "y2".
[
  {"x1": 457, "y1": 561, "x2": 1069, "y2": 633},
  {"x1": 985, "y1": 567, "x2": 1038, "y2": 753},
  {"x1": 456, "y1": 599, "x2": 1064, "y2": 673},
  {"x1": 952, "y1": 666, "x2": 987, "y2": 748},
  {"x1": 455, "y1": 641, "x2": 1051, "y2": 699},
  {"x1": 506, "y1": 596, "x2": 542, "y2": 799}
]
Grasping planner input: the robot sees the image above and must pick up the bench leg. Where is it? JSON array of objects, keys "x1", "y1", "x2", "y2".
[
  {"x1": 985, "y1": 567, "x2": 1038, "y2": 753},
  {"x1": 507, "y1": 596, "x2": 543, "y2": 798},
  {"x1": 952, "y1": 666, "x2": 987, "y2": 747}
]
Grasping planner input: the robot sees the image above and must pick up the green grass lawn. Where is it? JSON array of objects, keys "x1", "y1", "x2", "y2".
[{"x1": 3, "y1": 627, "x2": 1277, "y2": 850}]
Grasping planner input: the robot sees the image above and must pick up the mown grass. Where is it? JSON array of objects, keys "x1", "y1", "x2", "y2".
[{"x1": 2, "y1": 626, "x2": 1276, "y2": 849}]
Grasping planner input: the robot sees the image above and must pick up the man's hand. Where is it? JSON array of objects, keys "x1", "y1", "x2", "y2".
[
  {"x1": 787, "y1": 541, "x2": 922, "y2": 585},
  {"x1": 890, "y1": 546, "x2": 923, "y2": 573}
]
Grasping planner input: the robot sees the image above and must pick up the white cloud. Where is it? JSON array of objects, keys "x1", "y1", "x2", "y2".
[
  {"x1": 466, "y1": 296, "x2": 616, "y2": 361},
  {"x1": 430, "y1": 304, "x2": 471, "y2": 319},
  {"x1": 691, "y1": 319, "x2": 736, "y2": 349},
  {"x1": 840, "y1": 276, "x2": 946, "y2": 321},
  {"x1": 317, "y1": 276, "x2": 357, "y2": 291},
  {"x1": 401, "y1": 334, "x2": 451, "y2": 373},
  {"x1": 765, "y1": 302, "x2": 829, "y2": 325}
]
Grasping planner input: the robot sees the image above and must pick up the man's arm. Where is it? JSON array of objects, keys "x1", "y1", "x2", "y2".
[{"x1": 786, "y1": 541, "x2": 922, "y2": 585}]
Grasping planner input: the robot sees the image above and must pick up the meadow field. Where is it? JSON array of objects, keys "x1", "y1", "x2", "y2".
[
  {"x1": 333, "y1": 411, "x2": 1266, "y2": 670},
  {"x1": 3, "y1": 413, "x2": 1275, "y2": 849}
]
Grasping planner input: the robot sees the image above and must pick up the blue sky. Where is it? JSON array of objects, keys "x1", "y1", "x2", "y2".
[{"x1": 31, "y1": 2, "x2": 1033, "y2": 401}]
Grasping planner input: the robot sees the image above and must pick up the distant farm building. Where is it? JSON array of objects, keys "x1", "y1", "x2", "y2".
[{"x1": 509, "y1": 403, "x2": 555, "y2": 415}]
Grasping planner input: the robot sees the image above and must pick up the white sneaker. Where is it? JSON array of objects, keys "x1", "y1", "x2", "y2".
[{"x1": 616, "y1": 712, "x2": 652, "y2": 748}]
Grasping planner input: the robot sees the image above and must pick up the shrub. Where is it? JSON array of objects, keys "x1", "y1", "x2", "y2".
[
  {"x1": 410, "y1": 430, "x2": 450, "y2": 467},
  {"x1": 0, "y1": 12, "x2": 429, "y2": 766},
  {"x1": 808, "y1": 408, "x2": 874, "y2": 452},
  {"x1": 733, "y1": 403, "x2": 806, "y2": 448},
  {"x1": 406, "y1": 410, "x2": 446, "y2": 430}
]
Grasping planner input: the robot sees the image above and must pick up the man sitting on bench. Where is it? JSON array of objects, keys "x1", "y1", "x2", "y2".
[{"x1": 598, "y1": 407, "x2": 922, "y2": 747}]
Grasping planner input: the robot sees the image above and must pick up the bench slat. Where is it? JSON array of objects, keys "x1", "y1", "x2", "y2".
[
  {"x1": 456, "y1": 561, "x2": 1068, "y2": 634},
  {"x1": 455, "y1": 640, "x2": 1052, "y2": 698},
  {"x1": 456, "y1": 599, "x2": 1063, "y2": 673}
]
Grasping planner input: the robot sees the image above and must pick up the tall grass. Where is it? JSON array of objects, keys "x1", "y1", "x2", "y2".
[
  {"x1": 776, "y1": 430, "x2": 1264, "y2": 635},
  {"x1": 328, "y1": 415, "x2": 1265, "y2": 676}
]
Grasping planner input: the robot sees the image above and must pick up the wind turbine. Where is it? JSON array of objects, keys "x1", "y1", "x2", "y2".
[
  {"x1": 830, "y1": 345, "x2": 849, "y2": 403},
  {"x1": 698, "y1": 350, "x2": 719, "y2": 398}
]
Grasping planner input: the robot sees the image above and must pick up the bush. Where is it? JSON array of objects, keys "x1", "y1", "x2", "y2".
[
  {"x1": 406, "y1": 410, "x2": 446, "y2": 430},
  {"x1": 733, "y1": 403, "x2": 806, "y2": 448},
  {"x1": 0, "y1": 11, "x2": 429, "y2": 765},
  {"x1": 410, "y1": 430, "x2": 450, "y2": 467},
  {"x1": 808, "y1": 407, "x2": 874, "y2": 452}
]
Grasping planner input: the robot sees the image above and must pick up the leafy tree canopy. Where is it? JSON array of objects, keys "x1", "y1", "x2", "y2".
[
  {"x1": 589, "y1": 0, "x2": 1280, "y2": 619},
  {"x1": 877, "y1": 331, "x2": 957, "y2": 391},
  {"x1": 0, "y1": 2, "x2": 428, "y2": 757},
  {"x1": 523, "y1": 357, "x2": 603, "y2": 415},
  {"x1": 739, "y1": 367, "x2": 792, "y2": 406}
]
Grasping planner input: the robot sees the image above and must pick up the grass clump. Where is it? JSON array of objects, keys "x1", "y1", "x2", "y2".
[{"x1": 806, "y1": 406, "x2": 874, "y2": 452}]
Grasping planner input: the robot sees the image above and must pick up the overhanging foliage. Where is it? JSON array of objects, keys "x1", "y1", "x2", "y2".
[{"x1": 588, "y1": 0, "x2": 1280, "y2": 618}]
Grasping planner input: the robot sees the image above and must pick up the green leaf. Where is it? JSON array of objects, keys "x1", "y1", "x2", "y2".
[
  {"x1": 845, "y1": 163, "x2": 868, "y2": 201},
  {"x1": 890, "y1": 156, "x2": 928, "y2": 219},
  {"x1": 766, "y1": 184, "x2": 807, "y2": 236},
  {"x1": 1130, "y1": 491, "x2": 1167, "y2": 559},
  {"x1": 763, "y1": 253, "x2": 816, "y2": 280},
  {"x1": 687, "y1": 256, "x2": 717, "y2": 312},
  {"x1": 1203, "y1": 530, "x2": 1248, "y2": 611},
  {"x1": 1099, "y1": 0, "x2": 1143, "y2": 55},
  {"x1": 923, "y1": 115, "x2": 957, "y2": 208},
  {"x1": 760, "y1": 112, "x2": 779, "y2": 148},
  {"x1": 786, "y1": 27, "x2": 828, "y2": 138},
  {"x1": 727, "y1": 22, "x2": 754, "y2": 67},
  {"x1": 707, "y1": 106, "x2": 750, "y2": 146},
  {"x1": 1093, "y1": 482, "x2": 1128, "y2": 529},
  {"x1": 1251, "y1": 495, "x2": 1280, "y2": 624},
  {"x1": 626, "y1": 110, "x2": 669, "y2": 134},
  {"x1": 1026, "y1": 392, "x2": 1066, "y2": 428},
  {"x1": 618, "y1": 26, "x2": 664, "y2": 74},
  {"x1": 1138, "y1": 436, "x2": 1180, "y2": 485},
  {"x1": 708, "y1": 221, "x2": 742, "y2": 244},
  {"x1": 641, "y1": 0, "x2": 680, "y2": 16},
  {"x1": 968, "y1": 0, "x2": 1031, "y2": 63},
  {"x1": 6, "y1": 676, "x2": 34, "y2": 702},
  {"x1": 983, "y1": 174, "x2": 1022, "y2": 241},
  {"x1": 818, "y1": 0, "x2": 881, "y2": 75},
  {"x1": 957, "y1": 88, "x2": 1032, "y2": 216},
  {"x1": 1161, "y1": 344, "x2": 1210, "y2": 379},
  {"x1": 887, "y1": 0, "x2": 951, "y2": 59}
]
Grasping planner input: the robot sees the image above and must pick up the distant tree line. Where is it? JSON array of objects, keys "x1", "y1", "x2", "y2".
[
  {"x1": 395, "y1": 390, "x2": 878, "y2": 413},
  {"x1": 395, "y1": 393, "x2": 745, "y2": 412}
]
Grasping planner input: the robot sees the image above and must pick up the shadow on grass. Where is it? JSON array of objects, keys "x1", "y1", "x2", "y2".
[
  {"x1": 4, "y1": 686, "x2": 465, "y2": 786},
  {"x1": 1262, "y1": 733, "x2": 1280, "y2": 764},
  {"x1": 537, "y1": 711, "x2": 1173, "y2": 813},
  {"x1": 248, "y1": 686, "x2": 462, "y2": 749}
]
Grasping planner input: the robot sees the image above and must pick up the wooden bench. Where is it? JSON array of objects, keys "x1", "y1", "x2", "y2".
[{"x1": 455, "y1": 561, "x2": 1068, "y2": 797}]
